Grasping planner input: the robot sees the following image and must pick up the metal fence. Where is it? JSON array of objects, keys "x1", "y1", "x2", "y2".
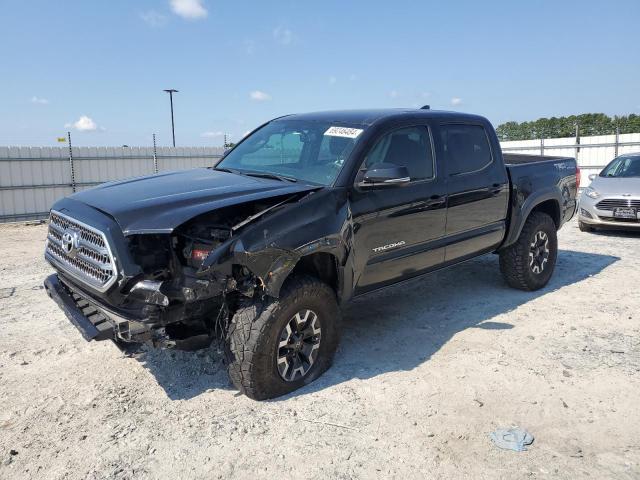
[
  {"x1": 500, "y1": 130, "x2": 640, "y2": 183},
  {"x1": 0, "y1": 145, "x2": 224, "y2": 223},
  {"x1": 2, "y1": 130, "x2": 640, "y2": 223}
]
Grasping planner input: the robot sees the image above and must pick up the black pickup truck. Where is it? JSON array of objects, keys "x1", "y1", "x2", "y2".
[{"x1": 44, "y1": 108, "x2": 578, "y2": 399}]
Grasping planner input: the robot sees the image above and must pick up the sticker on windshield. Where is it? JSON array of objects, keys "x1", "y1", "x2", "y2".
[{"x1": 324, "y1": 126, "x2": 363, "y2": 139}]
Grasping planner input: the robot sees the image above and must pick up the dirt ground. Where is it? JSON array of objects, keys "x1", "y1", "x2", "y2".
[{"x1": 0, "y1": 220, "x2": 639, "y2": 479}]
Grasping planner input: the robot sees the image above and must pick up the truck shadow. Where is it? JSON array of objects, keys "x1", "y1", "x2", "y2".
[{"x1": 135, "y1": 249, "x2": 618, "y2": 401}]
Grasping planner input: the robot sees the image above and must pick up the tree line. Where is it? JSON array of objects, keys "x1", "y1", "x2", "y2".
[{"x1": 495, "y1": 113, "x2": 640, "y2": 141}]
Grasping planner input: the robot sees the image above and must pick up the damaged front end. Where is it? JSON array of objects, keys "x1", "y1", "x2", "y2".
[{"x1": 45, "y1": 190, "x2": 320, "y2": 350}]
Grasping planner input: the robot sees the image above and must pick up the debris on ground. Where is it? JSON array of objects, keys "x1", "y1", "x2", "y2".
[{"x1": 490, "y1": 428, "x2": 534, "y2": 452}]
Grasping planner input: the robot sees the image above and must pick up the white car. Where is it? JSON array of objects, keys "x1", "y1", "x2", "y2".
[{"x1": 579, "y1": 153, "x2": 640, "y2": 231}]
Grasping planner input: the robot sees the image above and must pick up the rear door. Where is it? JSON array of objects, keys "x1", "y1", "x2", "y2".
[
  {"x1": 350, "y1": 123, "x2": 447, "y2": 294},
  {"x1": 436, "y1": 123, "x2": 509, "y2": 261}
]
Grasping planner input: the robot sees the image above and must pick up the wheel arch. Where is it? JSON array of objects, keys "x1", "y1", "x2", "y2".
[
  {"x1": 287, "y1": 252, "x2": 341, "y2": 299},
  {"x1": 530, "y1": 199, "x2": 561, "y2": 229},
  {"x1": 502, "y1": 189, "x2": 561, "y2": 249}
]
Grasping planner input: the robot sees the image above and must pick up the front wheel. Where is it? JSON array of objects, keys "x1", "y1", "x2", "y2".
[
  {"x1": 499, "y1": 212, "x2": 558, "y2": 291},
  {"x1": 225, "y1": 275, "x2": 341, "y2": 400}
]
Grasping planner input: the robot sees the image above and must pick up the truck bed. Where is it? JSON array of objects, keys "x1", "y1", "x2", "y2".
[{"x1": 501, "y1": 153, "x2": 578, "y2": 248}]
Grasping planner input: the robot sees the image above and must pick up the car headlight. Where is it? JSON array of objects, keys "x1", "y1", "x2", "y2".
[{"x1": 584, "y1": 187, "x2": 600, "y2": 199}]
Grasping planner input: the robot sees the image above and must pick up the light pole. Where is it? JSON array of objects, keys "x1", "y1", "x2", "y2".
[{"x1": 163, "y1": 89, "x2": 178, "y2": 147}]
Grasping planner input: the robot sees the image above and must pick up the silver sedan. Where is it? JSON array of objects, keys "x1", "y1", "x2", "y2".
[{"x1": 579, "y1": 153, "x2": 640, "y2": 231}]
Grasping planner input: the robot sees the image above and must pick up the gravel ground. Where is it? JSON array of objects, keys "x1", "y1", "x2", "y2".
[{"x1": 0, "y1": 220, "x2": 639, "y2": 479}]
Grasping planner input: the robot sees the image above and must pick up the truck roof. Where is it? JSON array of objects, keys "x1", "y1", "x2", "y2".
[{"x1": 278, "y1": 109, "x2": 488, "y2": 126}]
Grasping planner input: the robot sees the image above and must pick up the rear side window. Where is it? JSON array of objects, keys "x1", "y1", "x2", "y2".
[
  {"x1": 363, "y1": 126, "x2": 434, "y2": 181},
  {"x1": 440, "y1": 124, "x2": 492, "y2": 176}
]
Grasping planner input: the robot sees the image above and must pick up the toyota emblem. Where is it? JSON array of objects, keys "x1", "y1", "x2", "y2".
[{"x1": 61, "y1": 229, "x2": 80, "y2": 257}]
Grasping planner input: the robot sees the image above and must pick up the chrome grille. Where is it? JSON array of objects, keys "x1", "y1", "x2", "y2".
[
  {"x1": 596, "y1": 198, "x2": 640, "y2": 210},
  {"x1": 45, "y1": 211, "x2": 117, "y2": 292}
]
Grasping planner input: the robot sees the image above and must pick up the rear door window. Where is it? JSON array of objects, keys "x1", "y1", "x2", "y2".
[{"x1": 440, "y1": 124, "x2": 492, "y2": 176}]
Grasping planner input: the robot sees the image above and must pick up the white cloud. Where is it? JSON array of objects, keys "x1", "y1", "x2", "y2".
[
  {"x1": 170, "y1": 0, "x2": 207, "y2": 20},
  {"x1": 273, "y1": 26, "x2": 293, "y2": 45},
  {"x1": 65, "y1": 115, "x2": 99, "y2": 132},
  {"x1": 389, "y1": 90, "x2": 399, "y2": 99},
  {"x1": 200, "y1": 131, "x2": 224, "y2": 138},
  {"x1": 451, "y1": 97, "x2": 463, "y2": 106},
  {"x1": 30, "y1": 96, "x2": 49, "y2": 105},
  {"x1": 140, "y1": 10, "x2": 168, "y2": 27},
  {"x1": 249, "y1": 90, "x2": 272, "y2": 101},
  {"x1": 328, "y1": 76, "x2": 337, "y2": 85}
]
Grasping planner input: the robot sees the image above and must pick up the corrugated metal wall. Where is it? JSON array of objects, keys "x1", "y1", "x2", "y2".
[
  {"x1": 2, "y1": 134, "x2": 639, "y2": 223},
  {"x1": 500, "y1": 133, "x2": 640, "y2": 185},
  {"x1": 0, "y1": 146, "x2": 224, "y2": 222}
]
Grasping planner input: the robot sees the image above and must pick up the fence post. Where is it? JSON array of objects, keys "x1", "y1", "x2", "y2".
[
  {"x1": 152, "y1": 133, "x2": 158, "y2": 173},
  {"x1": 614, "y1": 126, "x2": 619, "y2": 157},
  {"x1": 575, "y1": 124, "x2": 580, "y2": 165},
  {"x1": 540, "y1": 137, "x2": 544, "y2": 156},
  {"x1": 67, "y1": 131, "x2": 76, "y2": 193}
]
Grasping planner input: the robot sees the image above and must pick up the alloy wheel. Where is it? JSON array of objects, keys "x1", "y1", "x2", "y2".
[
  {"x1": 276, "y1": 309, "x2": 322, "y2": 382},
  {"x1": 529, "y1": 231, "x2": 550, "y2": 274}
]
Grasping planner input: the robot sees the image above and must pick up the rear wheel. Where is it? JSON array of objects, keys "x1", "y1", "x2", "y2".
[
  {"x1": 499, "y1": 212, "x2": 558, "y2": 291},
  {"x1": 225, "y1": 275, "x2": 341, "y2": 400}
]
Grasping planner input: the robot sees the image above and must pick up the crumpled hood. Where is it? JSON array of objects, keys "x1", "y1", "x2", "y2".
[{"x1": 69, "y1": 168, "x2": 320, "y2": 235}]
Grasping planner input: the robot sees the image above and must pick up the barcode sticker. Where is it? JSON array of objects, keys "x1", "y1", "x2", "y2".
[{"x1": 324, "y1": 126, "x2": 363, "y2": 139}]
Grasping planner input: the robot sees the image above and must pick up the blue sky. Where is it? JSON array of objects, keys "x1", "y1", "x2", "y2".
[{"x1": 1, "y1": 0, "x2": 639, "y2": 147}]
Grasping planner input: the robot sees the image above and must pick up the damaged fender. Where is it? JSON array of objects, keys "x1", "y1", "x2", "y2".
[{"x1": 199, "y1": 188, "x2": 353, "y2": 298}]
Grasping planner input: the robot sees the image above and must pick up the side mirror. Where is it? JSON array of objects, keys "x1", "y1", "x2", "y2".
[
  {"x1": 357, "y1": 163, "x2": 410, "y2": 189},
  {"x1": 588, "y1": 173, "x2": 597, "y2": 181}
]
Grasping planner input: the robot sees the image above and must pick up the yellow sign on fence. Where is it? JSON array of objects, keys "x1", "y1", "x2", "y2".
[{"x1": 57, "y1": 137, "x2": 66, "y2": 143}]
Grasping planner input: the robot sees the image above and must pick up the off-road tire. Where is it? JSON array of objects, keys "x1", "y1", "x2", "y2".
[
  {"x1": 499, "y1": 211, "x2": 558, "y2": 291},
  {"x1": 578, "y1": 221, "x2": 594, "y2": 233},
  {"x1": 225, "y1": 275, "x2": 341, "y2": 400}
]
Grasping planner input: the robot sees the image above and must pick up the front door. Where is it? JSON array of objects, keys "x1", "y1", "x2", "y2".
[{"x1": 350, "y1": 124, "x2": 447, "y2": 295}]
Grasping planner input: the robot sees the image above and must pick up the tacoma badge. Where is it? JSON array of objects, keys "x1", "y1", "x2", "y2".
[{"x1": 372, "y1": 241, "x2": 406, "y2": 253}]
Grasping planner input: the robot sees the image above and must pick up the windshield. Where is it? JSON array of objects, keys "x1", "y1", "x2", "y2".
[
  {"x1": 600, "y1": 156, "x2": 640, "y2": 178},
  {"x1": 216, "y1": 120, "x2": 364, "y2": 185}
]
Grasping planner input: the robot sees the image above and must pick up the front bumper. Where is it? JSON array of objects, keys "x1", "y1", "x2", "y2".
[
  {"x1": 44, "y1": 274, "x2": 115, "y2": 341},
  {"x1": 44, "y1": 273, "x2": 217, "y2": 350},
  {"x1": 578, "y1": 195, "x2": 640, "y2": 229},
  {"x1": 44, "y1": 273, "x2": 155, "y2": 344}
]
